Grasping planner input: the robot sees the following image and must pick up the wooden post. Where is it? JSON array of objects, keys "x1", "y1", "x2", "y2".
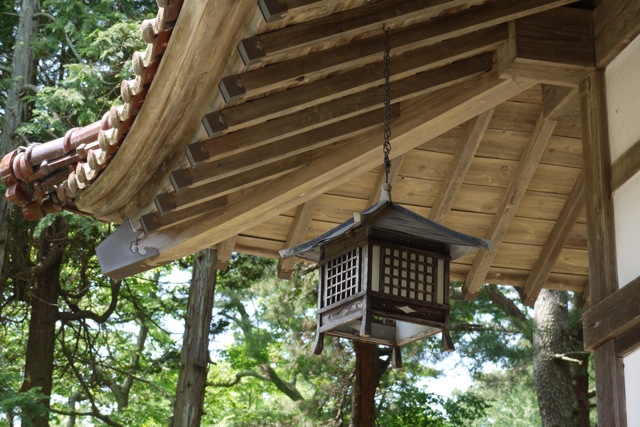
[
  {"x1": 171, "y1": 249, "x2": 218, "y2": 427},
  {"x1": 351, "y1": 342, "x2": 379, "y2": 427},
  {"x1": 580, "y1": 71, "x2": 626, "y2": 427}
]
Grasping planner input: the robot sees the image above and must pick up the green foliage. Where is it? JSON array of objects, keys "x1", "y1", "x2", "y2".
[
  {"x1": 376, "y1": 381, "x2": 488, "y2": 427},
  {"x1": 0, "y1": 371, "x2": 48, "y2": 427},
  {"x1": 467, "y1": 368, "x2": 542, "y2": 427}
]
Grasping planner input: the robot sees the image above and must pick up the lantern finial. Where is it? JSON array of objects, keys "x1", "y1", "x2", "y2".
[{"x1": 380, "y1": 183, "x2": 391, "y2": 203}]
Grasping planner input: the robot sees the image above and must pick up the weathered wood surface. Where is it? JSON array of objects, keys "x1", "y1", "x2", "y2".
[{"x1": 63, "y1": 0, "x2": 602, "y2": 302}]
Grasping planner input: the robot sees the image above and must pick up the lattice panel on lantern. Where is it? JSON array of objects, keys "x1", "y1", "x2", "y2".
[
  {"x1": 380, "y1": 245, "x2": 439, "y2": 302},
  {"x1": 323, "y1": 247, "x2": 361, "y2": 308}
]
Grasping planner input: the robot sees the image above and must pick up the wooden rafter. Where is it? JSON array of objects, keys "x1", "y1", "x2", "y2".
[
  {"x1": 520, "y1": 171, "x2": 585, "y2": 306},
  {"x1": 239, "y1": 0, "x2": 481, "y2": 65},
  {"x1": 200, "y1": 54, "x2": 491, "y2": 153},
  {"x1": 131, "y1": 73, "x2": 534, "y2": 269},
  {"x1": 257, "y1": 0, "x2": 337, "y2": 23},
  {"x1": 463, "y1": 109, "x2": 559, "y2": 300},
  {"x1": 221, "y1": 0, "x2": 575, "y2": 101},
  {"x1": 594, "y1": 0, "x2": 640, "y2": 67},
  {"x1": 429, "y1": 108, "x2": 494, "y2": 224},
  {"x1": 211, "y1": 27, "x2": 506, "y2": 133},
  {"x1": 277, "y1": 199, "x2": 319, "y2": 279}
]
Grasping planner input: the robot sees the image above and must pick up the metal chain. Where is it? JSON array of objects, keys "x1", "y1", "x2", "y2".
[{"x1": 383, "y1": 25, "x2": 392, "y2": 184}]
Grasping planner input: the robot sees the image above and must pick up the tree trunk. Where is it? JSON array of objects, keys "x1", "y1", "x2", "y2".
[
  {"x1": 20, "y1": 216, "x2": 67, "y2": 427},
  {"x1": 533, "y1": 289, "x2": 582, "y2": 427},
  {"x1": 0, "y1": 0, "x2": 39, "y2": 281},
  {"x1": 350, "y1": 342, "x2": 379, "y2": 427},
  {"x1": 171, "y1": 249, "x2": 217, "y2": 427}
]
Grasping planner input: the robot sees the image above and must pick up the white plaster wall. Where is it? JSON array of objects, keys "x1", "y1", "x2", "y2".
[
  {"x1": 612, "y1": 173, "x2": 640, "y2": 287},
  {"x1": 606, "y1": 33, "x2": 640, "y2": 288},
  {"x1": 606, "y1": 33, "x2": 640, "y2": 427},
  {"x1": 605, "y1": 34, "x2": 640, "y2": 163},
  {"x1": 624, "y1": 349, "x2": 640, "y2": 427}
]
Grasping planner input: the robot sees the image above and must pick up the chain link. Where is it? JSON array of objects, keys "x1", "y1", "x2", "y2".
[{"x1": 383, "y1": 25, "x2": 392, "y2": 184}]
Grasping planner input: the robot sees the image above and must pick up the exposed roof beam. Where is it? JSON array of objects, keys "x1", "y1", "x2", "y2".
[
  {"x1": 429, "y1": 108, "x2": 494, "y2": 224},
  {"x1": 583, "y1": 273, "x2": 640, "y2": 352},
  {"x1": 198, "y1": 54, "x2": 491, "y2": 158},
  {"x1": 211, "y1": 26, "x2": 506, "y2": 132},
  {"x1": 215, "y1": 236, "x2": 237, "y2": 271},
  {"x1": 239, "y1": 0, "x2": 477, "y2": 65},
  {"x1": 277, "y1": 199, "x2": 319, "y2": 279},
  {"x1": 189, "y1": 106, "x2": 399, "y2": 178},
  {"x1": 520, "y1": 171, "x2": 585, "y2": 306},
  {"x1": 498, "y1": 8, "x2": 595, "y2": 87},
  {"x1": 258, "y1": 0, "x2": 335, "y2": 23},
  {"x1": 222, "y1": 0, "x2": 576, "y2": 101},
  {"x1": 463, "y1": 110, "x2": 559, "y2": 300},
  {"x1": 121, "y1": 72, "x2": 534, "y2": 272},
  {"x1": 594, "y1": 0, "x2": 640, "y2": 67}
]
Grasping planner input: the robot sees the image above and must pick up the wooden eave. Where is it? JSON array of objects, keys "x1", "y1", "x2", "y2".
[{"x1": 7, "y1": 0, "x2": 640, "y2": 304}]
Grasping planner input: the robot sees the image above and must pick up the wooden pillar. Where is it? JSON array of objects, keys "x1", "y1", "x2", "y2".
[
  {"x1": 351, "y1": 342, "x2": 379, "y2": 427},
  {"x1": 580, "y1": 70, "x2": 626, "y2": 427}
]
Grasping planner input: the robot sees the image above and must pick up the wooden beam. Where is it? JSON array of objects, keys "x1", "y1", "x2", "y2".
[
  {"x1": 277, "y1": 199, "x2": 318, "y2": 279},
  {"x1": 223, "y1": 0, "x2": 576, "y2": 101},
  {"x1": 133, "y1": 73, "x2": 534, "y2": 268},
  {"x1": 257, "y1": 0, "x2": 333, "y2": 23},
  {"x1": 367, "y1": 155, "x2": 405, "y2": 207},
  {"x1": 463, "y1": 109, "x2": 559, "y2": 299},
  {"x1": 611, "y1": 137, "x2": 640, "y2": 191},
  {"x1": 498, "y1": 8, "x2": 595, "y2": 87},
  {"x1": 146, "y1": 153, "x2": 311, "y2": 229},
  {"x1": 580, "y1": 71, "x2": 618, "y2": 303},
  {"x1": 185, "y1": 107, "x2": 397, "y2": 185},
  {"x1": 593, "y1": 341, "x2": 628, "y2": 427},
  {"x1": 215, "y1": 26, "x2": 506, "y2": 130},
  {"x1": 239, "y1": 0, "x2": 476, "y2": 64},
  {"x1": 429, "y1": 109, "x2": 494, "y2": 224},
  {"x1": 579, "y1": 70, "x2": 625, "y2": 427},
  {"x1": 584, "y1": 274, "x2": 640, "y2": 351},
  {"x1": 541, "y1": 85, "x2": 579, "y2": 121},
  {"x1": 594, "y1": 0, "x2": 640, "y2": 67},
  {"x1": 189, "y1": 106, "x2": 398, "y2": 169},
  {"x1": 198, "y1": 54, "x2": 491, "y2": 158},
  {"x1": 520, "y1": 171, "x2": 585, "y2": 306},
  {"x1": 215, "y1": 236, "x2": 237, "y2": 270},
  {"x1": 614, "y1": 321, "x2": 640, "y2": 357}
]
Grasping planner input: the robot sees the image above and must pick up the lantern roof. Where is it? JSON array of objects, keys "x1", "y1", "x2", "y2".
[{"x1": 280, "y1": 197, "x2": 491, "y2": 263}]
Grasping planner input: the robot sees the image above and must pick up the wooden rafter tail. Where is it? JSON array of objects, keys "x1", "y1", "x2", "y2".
[
  {"x1": 205, "y1": 53, "x2": 492, "y2": 148},
  {"x1": 218, "y1": 26, "x2": 507, "y2": 133},
  {"x1": 238, "y1": 0, "x2": 476, "y2": 65},
  {"x1": 189, "y1": 105, "x2": 400, "y2": 168}
]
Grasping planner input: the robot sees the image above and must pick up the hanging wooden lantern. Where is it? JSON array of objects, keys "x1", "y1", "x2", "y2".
[{"x1": 280, "y1": 186, "x2": 490, "y2": 368}]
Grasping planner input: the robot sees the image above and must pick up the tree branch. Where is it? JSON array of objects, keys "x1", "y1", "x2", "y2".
[
  {"x1": 265, "y1": 365, "x2": 304, "y2": 402},
  {"x1": 207, "y1": 370, "x2": 270, "y2": 387},
  {"x1": 57, "y1": 280, "x2": 121, "y2": 322},
  {"x1": 484, "y1": 284, "x2": 527, "y2": 322}
]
